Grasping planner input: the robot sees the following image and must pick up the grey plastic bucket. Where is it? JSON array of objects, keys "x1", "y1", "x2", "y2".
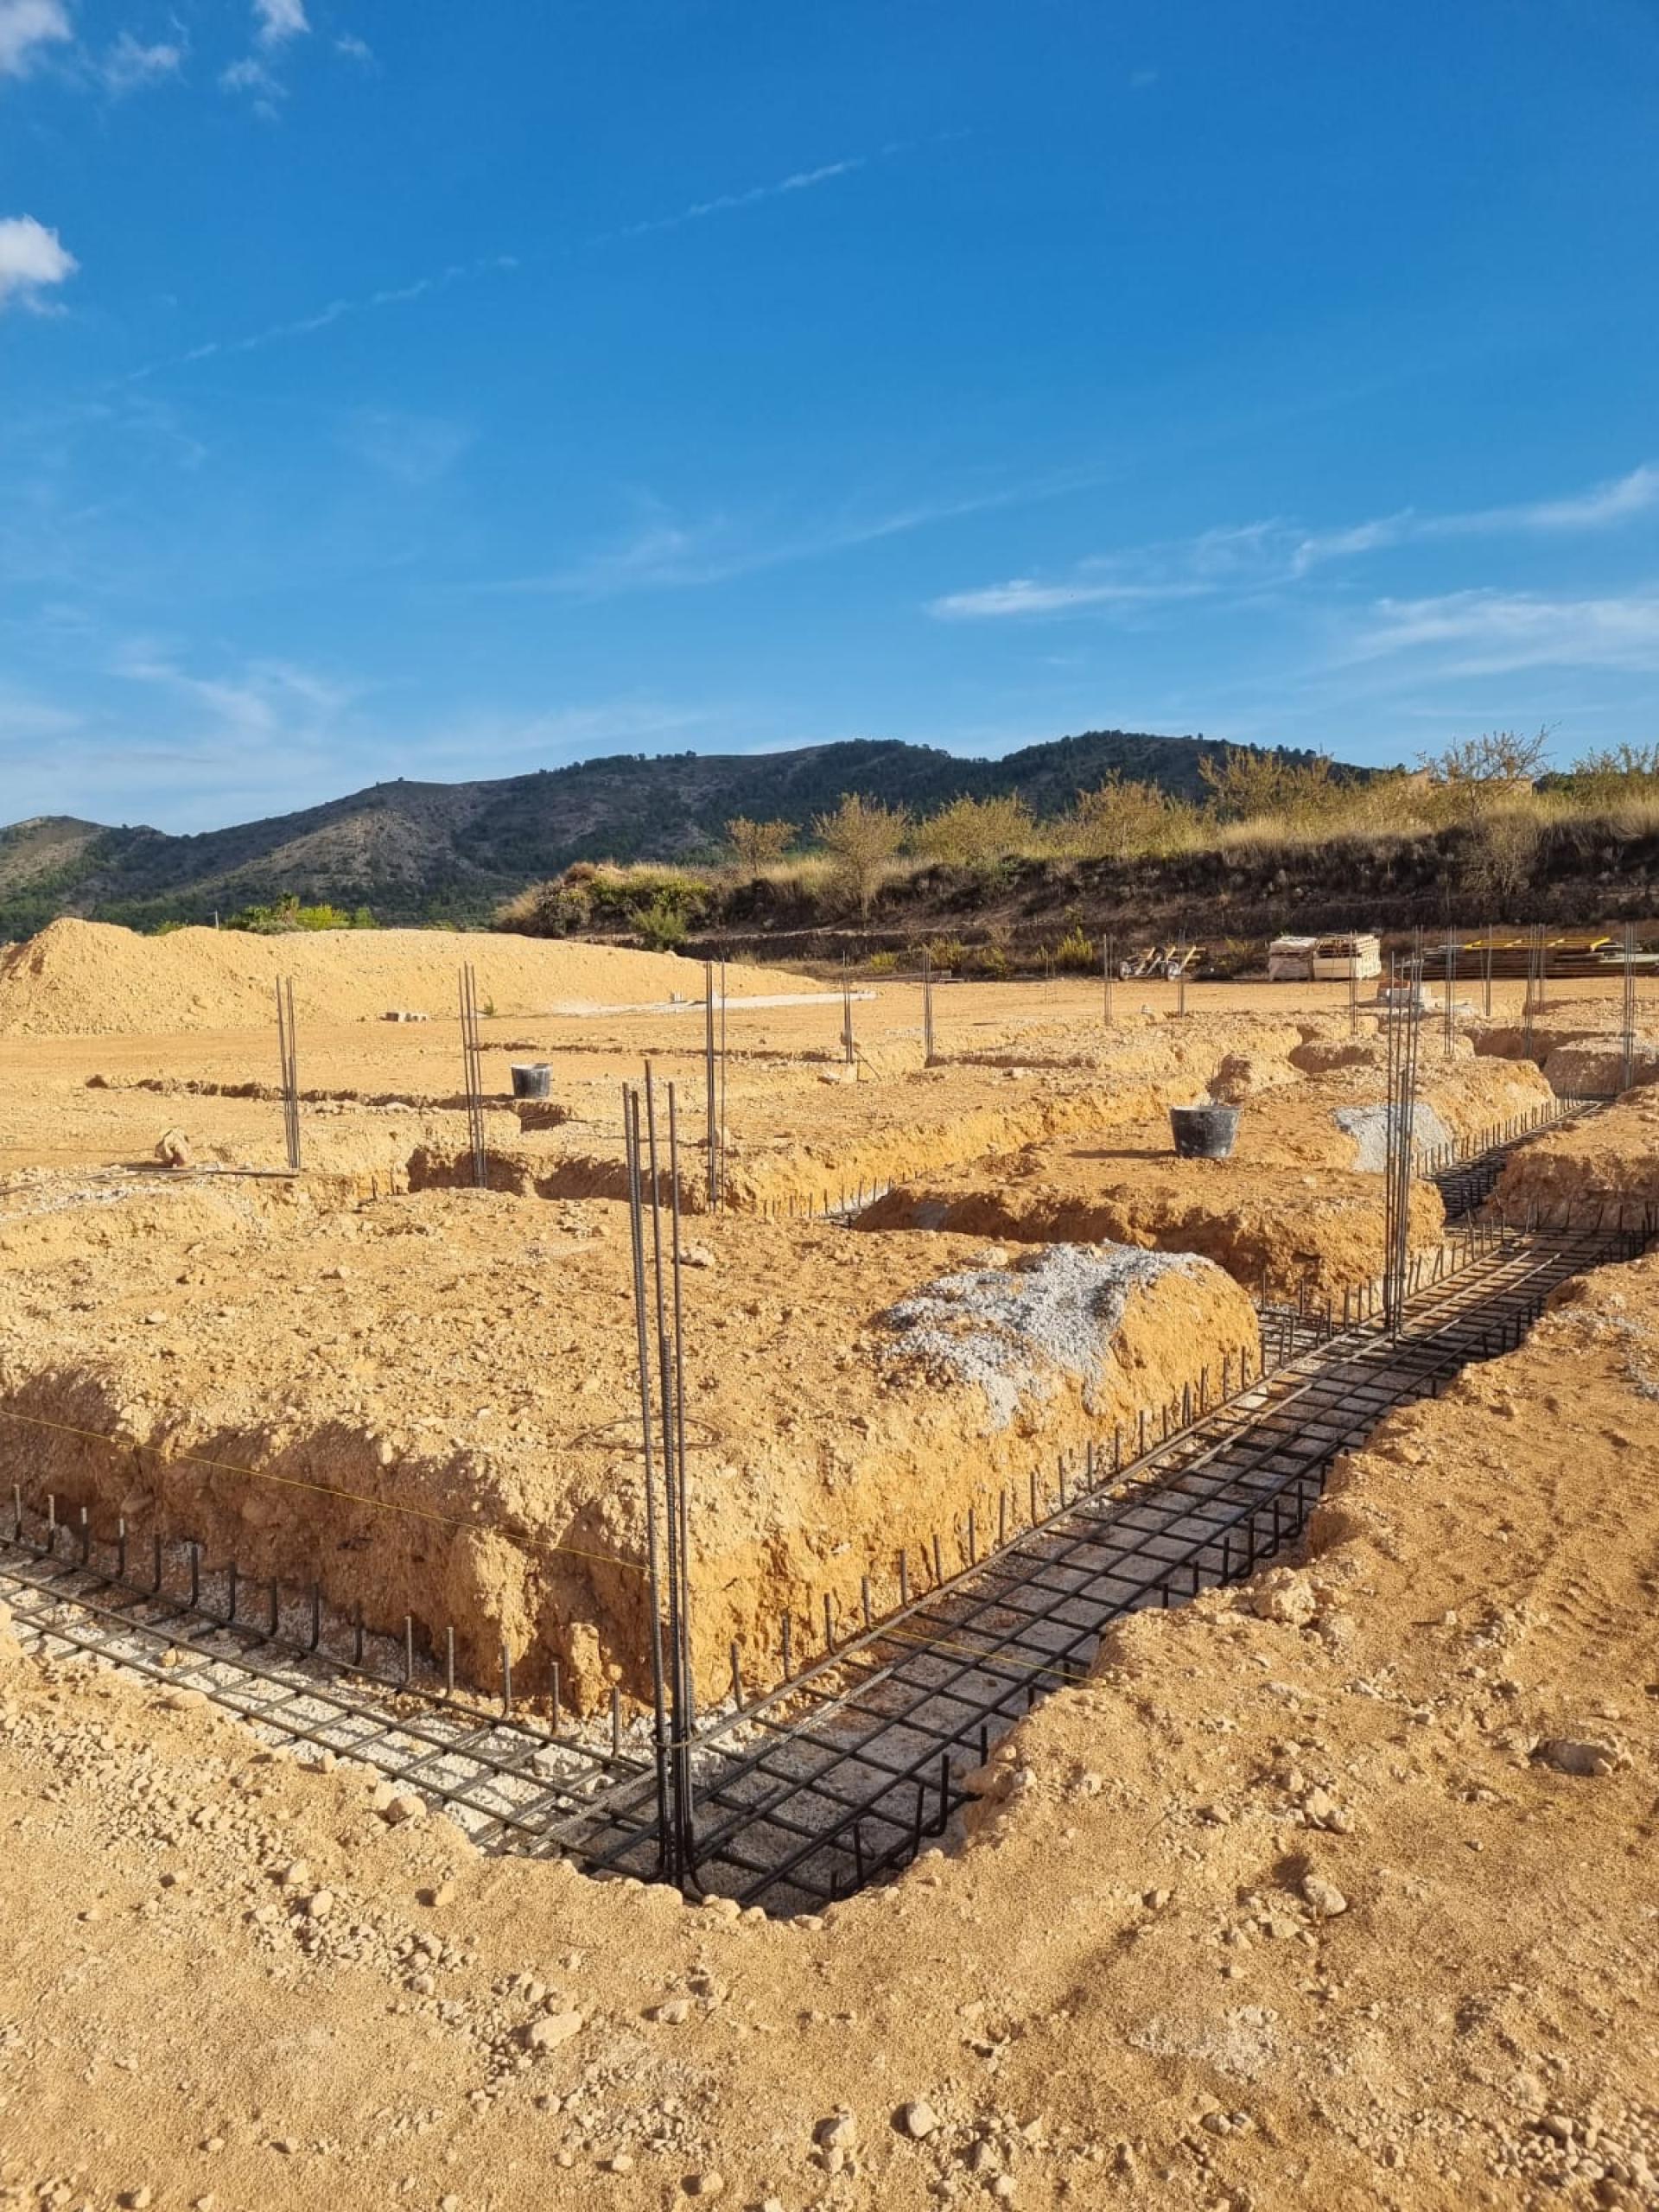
[
  {"x1": 510, "y1": 1062, "x2": 552, "y2": 1101},
  {"x1": 1170, "y1": 1104, "x2": 1240, "y2": 1160}
]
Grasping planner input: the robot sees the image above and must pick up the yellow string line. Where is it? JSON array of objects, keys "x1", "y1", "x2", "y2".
[{"x1": 0, "y1": 1405, "x2": 648, "y2": 1580}]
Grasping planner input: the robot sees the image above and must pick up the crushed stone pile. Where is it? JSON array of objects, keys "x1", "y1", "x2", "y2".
[{"x1": 879, "y1": 1243, "x2": 1209, "y2": 1427}]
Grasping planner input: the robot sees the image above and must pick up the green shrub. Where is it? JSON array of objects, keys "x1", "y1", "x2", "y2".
[{"x1": 1050, "y1": 922, "x2": 1096, "y2": 972}]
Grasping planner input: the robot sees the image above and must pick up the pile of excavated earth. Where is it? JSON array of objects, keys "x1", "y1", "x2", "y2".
[{"x1": 1, "y1": 922, "x2": 1656, "y2": 2209}]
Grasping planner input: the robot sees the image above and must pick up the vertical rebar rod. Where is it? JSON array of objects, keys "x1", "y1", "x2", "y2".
[
  {"x1": 922, "y1": 945, "x2": 935, "y2": 1065},
  {"x1": 1103, "y1": 933, "x2": 1115, "y2": 1028},
  {"x1": 275, "y1": 978, "x2": 302, "y2": 1173},
  {"x1": 1347, "y1": 928, "x2": 1358, "y2": 1039},
  {"x1": 842, "y1": 957, "x2": 855, "y2": 1067},
  {"x1": 1443, "y1": 928, "x2": 1457, "y2": 1060},
  {"x1": 623, "y1": 1083, "x2": 673, "y2": 1874},
  {"x1": 459, "y1": 965, "x2": 487, "y2": 1189},
  {"x1": 703, "y1": 960, "x2": 720, "y2": 1210},
  {"x1": 1382, "y1": 950, "x2": 1421, "y2": 1338},
  {"x1": 645, "y1": 1070, "x2": 698, "y2": 1888},
  {"x1": 1522, "y1": 926, "x2": 1539, "y2": 1057},
  {"x1": 1621, "y1": 921, "x2": 1637, "y2": 1095},
  {"x1": 1482, "y1": 922, "x2": 1494, "y2": 1021}
]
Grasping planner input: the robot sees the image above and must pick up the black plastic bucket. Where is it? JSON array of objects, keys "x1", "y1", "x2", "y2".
[
  {"x1": 510, "y1": 1062, "x2": 552, "y2": 1100},
  {"x1": 1170, "y1": 1104, "x2": 1240, "y2": 1160}
]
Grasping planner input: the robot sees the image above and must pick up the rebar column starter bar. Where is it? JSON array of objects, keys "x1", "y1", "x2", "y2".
[
  {"x1": 275, "y1": 976, "x2": 302, "y2": 1173},
  {"x1": 458, "y1": 963, "x2": 488, "y2": 1189}
]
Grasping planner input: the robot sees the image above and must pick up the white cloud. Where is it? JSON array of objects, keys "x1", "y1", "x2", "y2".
[
  {"x1": 334, "y1": 31, "x2": 372, "y2": 61},
  {"x1": 101, "y1": 30, "x2": 183, "y2": 93},
  {"x1": 0, "y1": 214, "x2": 77, "y2": 312},
  {"x1": 931, "y1": 575, "x2": 1204, "y2": 619},
  {"x1": 934, "y1": 461, "x2": 1659, "y2": 621},
  {"x1": 342, "y1": 409, "x2": 473, "y2": 487},
  {"x1": 129, "y1": 252, "x2": 518, "y2": 379},
  {"x1": 1435, "y1": 463, "x2": 1659, "y2": 537},
  {"x1": 1344, "y1": 588, "x2": 1659, "y2": 674},
  {"x1": 602, "y1": 156, "x2": 868, "y2": 244},
  {"x1": 254, "y1": 0, "x2": 308, "y2": 45},
  {"x1": 0, "y1": 0, "x2": 69, "y2": 79},
  {"x1": 115, "y1": 645, "x2": 357, "y2": 740},
  {"x1": 219, "y1": 52, "x2": 276, "y2": 98}
]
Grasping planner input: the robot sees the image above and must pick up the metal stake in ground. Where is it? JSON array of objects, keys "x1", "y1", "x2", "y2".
[
  {"x1": 1381, "y1": 951, "x2": 1421, "y2": 1337},
  {"x1": 921, "y1": 945, "x2": 936, "y2": 1065},
  {"x1": 275, "y1": 977, "x2": 302, "y2": 1173},
  {"x1": 1483, "y1": 922, "x2": 1495, "y2": 1020},
  {"x1": 842, "y1": 957, "x2": 855, "y2": 1068},
  {"x1": 1530, "y1": 915, "x2": 1548, "y2": 1052},
  {"x1": 1348, "y1": 927, "x2": 1358, "y2": 1039},
  {"x1": 1103, "y1": 933, "x2": 1115, "y2": 1029},
  {"x1": 622, "y1": 1081, "x2": 674, "y2": 1877},
  {"x1": 1622, "y1": 921, "x2": 1637, "y2": 1095},
  {"x1": 458, "y1": 963, "x2": 488, "y2": 1189},
  {"x1": 1443, "y1": 928, "x2": 1457, "y2": 1060},
  {"x1": 643, "y1": 1067, "x2": 699, "y2": 1889},
  {"x1": 702, "y1": 959, "x2": 722, "y2": 1210}
]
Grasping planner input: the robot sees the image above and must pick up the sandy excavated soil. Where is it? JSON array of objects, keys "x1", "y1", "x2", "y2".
[
  {"x1": 861, "y1": 1156, "x2": 1446, "y2": 1305},
  {"x1": 2, "y1": 1246, "x2": 1656, "y2": 2211},
  {"x1": 855, "y1": 1051, "x2": 1551, "y2": 1303},
  {"x1": 3, "y1": 925, "x2": 1657, "y2": 2212},
  {"x1": 0, "y1": 919, "x2": 804, "y2": 1036},
  {"x1": 0, "y1": 1177, "x2": 1256, "y2": 1710},
  {"x1": 1492, "y1": 1090, "x2": 1659, "y2": 1229}
]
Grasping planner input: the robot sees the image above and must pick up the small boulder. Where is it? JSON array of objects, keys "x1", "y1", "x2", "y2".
[
  {"x1": 1534, "y1": 1737, "x2": 1624, "y2": 1778},
  {"x1": 1300, "y1": 1872, "x2": 1349, "y2": 1918},
  {"x1": 1251, "y1": 1568, "x2": 1319, "y2": 1628},
  {"x1": 524, "y1": 2011, "x2": 582, "y2": 2051}
]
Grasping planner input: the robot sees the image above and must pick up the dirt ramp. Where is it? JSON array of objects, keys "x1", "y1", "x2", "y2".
[{"x1": 0, "y1": 918, "x2": 801, "y2": 1037}]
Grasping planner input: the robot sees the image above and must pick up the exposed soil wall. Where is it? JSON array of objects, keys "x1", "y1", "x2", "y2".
[
  {"x1": 1490, "y1": 1089, "x2": 1659, "y2": 1228},
  {"x1": 0, "y1": 1179, "x2": 1256, "y2": 1713},
  {"x1": 860, "y1": 1161, "x2": 1446, "y2": 1304}
]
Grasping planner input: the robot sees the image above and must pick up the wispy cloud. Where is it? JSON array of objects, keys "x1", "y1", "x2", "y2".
[
  {"x1": 0, "y1": 0, "x2": 69, "y2": 79},
  {"x1": 0, "y1": 214, "x2": 77, "y2": 312},
  {"x1": 933, "y1": 461, "x2": 1659, "y2": 620},
  {"x1": 604, "y1": 156, "x2": 867, "y2": 244},
  {"x1": 1343, "y1": 588, "x2": 1659, "y2": 675},
  {"x1": 220, "y1": 0, "x2": 309, "y2": 107},
  {"x1": 115, "y1": 642, "x2": 358, "y2": 740},
  {"x1": 931, "y1": 575, "x2": 1204, "y2": 620},
  {"x1": 254, "y1": 0, "x2": 308, "y2": 46},
  {"x1": 126, "y1": 253, "x2": 519, "y2": 380},
  {"x1": 100, "y1": 30, "x2": 184, "y2": 94},
  {"x1": 490, "y1": 461, "x2": 1120, "y2": 600},
  {"x1": 340, "y1": 408, "x2": 474, "y2": 487}
]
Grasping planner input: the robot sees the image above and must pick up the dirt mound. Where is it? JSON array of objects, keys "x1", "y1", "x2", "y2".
[
  {"x1": 862, "y1": 1158, "x2": 1445, "y2": 1303},
  {"x1": 3, "y1": 1237, "x2": 1657, "y2": 2209},
  {"x1": 1541, "y1": 1038, "x2": 1659, "y2": 1097},
  {"x1": 1491, "y1": 1089, "x2": 1659, "y2": 1227},
  {"x1": 0, "y1": 1185, "x2": 1256, "y2": 1710},
  {"x1": 0, "y1": 918, "x2": 802, "y2": 1037}
]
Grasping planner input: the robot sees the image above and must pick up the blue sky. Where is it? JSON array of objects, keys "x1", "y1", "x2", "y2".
[{"x1": 3, "y1": 0, "x2": 1658, "y2": 832}]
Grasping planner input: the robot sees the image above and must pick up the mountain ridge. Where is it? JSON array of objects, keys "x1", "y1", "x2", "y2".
[{"x1": 0, "y1": 729, "x2": 1358, "y2": 934}]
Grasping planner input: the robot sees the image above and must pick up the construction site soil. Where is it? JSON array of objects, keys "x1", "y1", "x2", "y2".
[{"x1": 1, "y1": 925, "x2": 1656, "y2": 2210}]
